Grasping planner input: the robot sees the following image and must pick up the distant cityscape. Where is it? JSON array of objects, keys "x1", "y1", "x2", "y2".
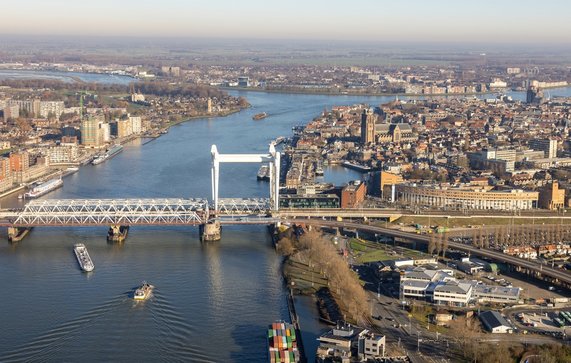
[{"x1": 1, "y1": 41, "x2": 571, "y2": 363}]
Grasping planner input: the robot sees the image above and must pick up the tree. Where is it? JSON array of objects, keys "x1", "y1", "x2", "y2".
[
  {"x1": 276, "y1": 237, "x2": 294, "y2": 256},
  {"x1": 428, "y1": 234, "x2": 436, "y2": 255},
  {"x1": 441, "y1": 232, "x2": 449, "y2": 257}
]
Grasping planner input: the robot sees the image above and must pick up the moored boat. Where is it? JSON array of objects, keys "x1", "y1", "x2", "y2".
[
  {"x1": 257, "y1": 165, "x2": 270, "y2": 181},
  {"x1": 134, "y1": 281, "x2": 154, "y2": 300},
  {"x1": 73, "y1": 243, "x2": 94, "y2": 272},
  {"x1": 92, "y1": 144, "x2": 124, "y2": 165},
  {"x1": 24, "y1": 178, "x2": 63, "y2": 198}
]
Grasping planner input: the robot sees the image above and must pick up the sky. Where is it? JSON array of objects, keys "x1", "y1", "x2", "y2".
[{"x1": 1, "y1": 0, "x2": 570, "y2": 44}]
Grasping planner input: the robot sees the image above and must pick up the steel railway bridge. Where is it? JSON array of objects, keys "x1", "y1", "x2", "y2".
[{"x1": 0, "y1": 145, "x2": 281, "y2": 241}]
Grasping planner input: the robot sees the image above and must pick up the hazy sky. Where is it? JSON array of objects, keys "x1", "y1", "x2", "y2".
[{"x1": 2, "y1": 0, "x2": 569, "y2": 43}]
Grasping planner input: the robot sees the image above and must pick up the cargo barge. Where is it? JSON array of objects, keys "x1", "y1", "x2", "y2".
[
  {"x1": 268, "y1": 321, "x2": 300, "y2": 363},
  {"x1": 73, "y1": 243, "x2": 94, "y2": 272},
  {"x1": 253, "y1": 112, "x2": 268, "y2": 120}
]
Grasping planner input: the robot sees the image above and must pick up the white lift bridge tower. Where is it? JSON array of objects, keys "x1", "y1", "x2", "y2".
[{"x1": 210, "y1": 144, "x2": 281, "y2": 213}]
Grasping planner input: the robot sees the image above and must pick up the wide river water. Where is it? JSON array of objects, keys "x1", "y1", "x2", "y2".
[{"x1": 0, "y1": 71, "x2": 570, "y2": 362}]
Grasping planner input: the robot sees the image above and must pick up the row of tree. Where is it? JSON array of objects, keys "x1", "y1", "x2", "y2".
[
  {"x1": 427, "y1": 232, "x2": 449, "y2": 256},
  {"x1": 472, "y1": 224, "x2": 571, "y2": 249},
  {"x1": 278, "y1": 230, "x2": 369, "y2": 322}
]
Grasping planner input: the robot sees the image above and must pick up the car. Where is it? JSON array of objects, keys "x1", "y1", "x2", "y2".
[
  {"x1": 373, "y1": 315, "x2": 382, "y2": 320},
  {"x1": 386, "y1": 317, "x2": 395, "y2": 321}
]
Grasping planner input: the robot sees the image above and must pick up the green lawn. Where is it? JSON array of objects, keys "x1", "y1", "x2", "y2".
[{"x1": 357, "y1": 250, "x2": 393, "y2": 263}]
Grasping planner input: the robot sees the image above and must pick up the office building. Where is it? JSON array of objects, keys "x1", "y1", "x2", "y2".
[
  {"x1": 396, "y1": 183, "x2": 538, "y2": 210},
  {"x1": 529, "y1": 139, "x2": 557, "y2": 159}
]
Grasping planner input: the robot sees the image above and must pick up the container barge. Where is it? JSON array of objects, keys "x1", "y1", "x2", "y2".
[{"x1": 268, "y1": 321, "x2": 300, "y2": 363}]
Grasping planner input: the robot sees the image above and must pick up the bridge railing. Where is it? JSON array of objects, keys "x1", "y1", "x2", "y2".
[
  {"x1": 8, "y1": 198, "x2": 210, "y2": 226},
  {"x1": 216, "y1": 198, "x2": 271, "y2": 215}
]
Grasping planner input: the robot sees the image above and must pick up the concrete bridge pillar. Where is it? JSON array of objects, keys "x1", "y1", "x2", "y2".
[
  {"x1": 201, "y1": 220, "x2": 221, "y2": 241},
  {"x1": 7, "y1": 227, "x2": 32, "y2": 243},
  {"x1": 107, "y1": 225, "x2": 129, "y2": 243}
]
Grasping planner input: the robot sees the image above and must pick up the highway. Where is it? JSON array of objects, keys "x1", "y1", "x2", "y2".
[{"x1": 285, "y1": 219, "x2": 571, "y2": 288}]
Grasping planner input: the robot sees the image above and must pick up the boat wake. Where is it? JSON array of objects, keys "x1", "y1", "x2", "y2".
[
  {"x1": 150, "y1": 291, "x2": 214, "y2": 362},
  {"x1": 0, "y1": 294, "x2": 127, "y2": 362}
]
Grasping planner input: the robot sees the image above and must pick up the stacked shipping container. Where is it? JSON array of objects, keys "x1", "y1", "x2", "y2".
[{"x1": 267, "y1": 321, "x2": 300, "y2": 363}]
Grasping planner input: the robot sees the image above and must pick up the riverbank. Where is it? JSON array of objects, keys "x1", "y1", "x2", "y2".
[
  {"x1": 222, "y1": 86, "x2": 497, "y2": 98},
  {"x1": 276, "y1": 227, "x2": 369, "y2": 327},
  {"x1": 166, "y1": 106, "x2": 245, "y2": 129}
]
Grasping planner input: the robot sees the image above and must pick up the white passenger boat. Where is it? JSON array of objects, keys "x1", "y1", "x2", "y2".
[{"x1": 24, "y1": 178, "x2": 63, "y2": 198}]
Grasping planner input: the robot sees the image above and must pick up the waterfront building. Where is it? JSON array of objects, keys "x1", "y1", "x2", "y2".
[
  {"x1": 0, "y1": 157, "x2": 11, "y2": 180},
  {"x1": 279, "y1": 194, "x2": 339, "y2": 209},
  {"x1": 129, "y1": 116, "x2": 142, "y2": 134},
  {"x1": 81, "y1": 115, "x2": 105, "y2": 147},
  {"x1": 48, "y1": 144, "x2": 78, "y2": 164},
  {"x1": 529, "y1": 138, "x2": 557, "y2": 159},
  {"x1": 360, "y1": 108, "x2": 375, "y2": 144},
  {"x1": 538, "y1": 181, "x2": 565, "y2": 210},
  {"x1": 9, "y1": 151, "x2": 29, "y2": 172},
  {"x1": 316, "y1": 324, "x2": 384, "y2": 362},
  {"x1": 238, "y1": 77, "x2": 250, "y2": 87},
  {"x1": 396, "y1": 183, "x2": 538, "y2": 210},
  {"x1": 341, "y1": 180, "x2": 366, "y2": 208}
]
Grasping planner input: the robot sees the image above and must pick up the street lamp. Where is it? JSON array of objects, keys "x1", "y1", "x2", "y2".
[{"x1": 377, "y1": 281, "x2": 381, "y2": 299}]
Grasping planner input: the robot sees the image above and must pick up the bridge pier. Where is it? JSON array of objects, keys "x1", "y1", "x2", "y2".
[
  {"x1": 200, "y1": 220, "x2": 221, "y2": 242},
  {"x1": 107, "y1": 225, "x2": 129, "y2": 243},
  {"x1": 7, "y1": 227, "x2": 32, "y2": 243}
]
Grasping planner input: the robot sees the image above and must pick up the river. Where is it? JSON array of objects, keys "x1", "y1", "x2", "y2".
[{"x1": 0, "y1": 71, "x2": 570, "y2": 362}]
